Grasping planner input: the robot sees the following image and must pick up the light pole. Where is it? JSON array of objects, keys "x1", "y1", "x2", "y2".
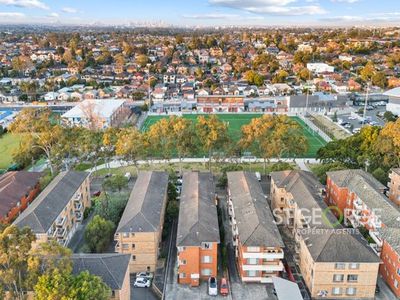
[{"x1": 363, "y1": 82, "x2": 370, "y2": 121}]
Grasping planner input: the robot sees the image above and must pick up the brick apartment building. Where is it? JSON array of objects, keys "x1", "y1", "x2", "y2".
[
  {"x1": 114, "y1": 171, "x2": 169, "y2": 273},
  {"x1": 227, "y1": 171, "x2": 285, "y2": 283},
  {"x1": 326, "y1": 169, "x2": 400, "y2": 298},
  {"x1": 0, "y1": 171, "x2": 42, "y2": 223},
  {"x1": 388, "y1": 168, "x2": 400, "y2": 206},
  {"x1": 13, "y1": 171, "x2": 91, "y2": 248},
  {"x1": 176, "y1": 172, "x2": 220, "y2": 286},
  {"x1": 271, "y1": 170, "x2": 380, "y2": 299}
]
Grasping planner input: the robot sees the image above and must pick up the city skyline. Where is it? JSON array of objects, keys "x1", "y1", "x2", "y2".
[{"x1": 0, "y1": 0, "x2": 399, "y2": 27}]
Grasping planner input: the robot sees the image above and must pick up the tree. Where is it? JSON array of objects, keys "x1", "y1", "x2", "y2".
[
  {"x1": 298, "y1": 68, "x2": 311, "y2": 82},
  {"x1": 383, "y1": 111, "x2": 398, "y2": 123},
  {"x1": 371, "y1": 71, "x2": 387, "y2": 88},
  {"x1": 360, "y1": 61, "x2": 375, "y2": 82},
  {"x1": 136, "y1": 54, "x2": 149, "y2": 67},
  {"x1": 146, "y1": 118, "x2": 175, "y2": 160},
  {"x1": 34, "y1": 270, "x2": 110, "y2": 300},
  {"x1": 84, "y1": 216, "x2": 115, "y2": 253},
  {"x1": 103, "y1": 174, "x2": 128, "y2": 193},
  {"x1": 272, "y1": 69, "x2": 289, "y2": 83},
  {"x1": 196, "y1": 115, "x2": 230, "y2": 170},
  {"x1": 115, "y1": 128, "x2": 145, "y2": 173}
]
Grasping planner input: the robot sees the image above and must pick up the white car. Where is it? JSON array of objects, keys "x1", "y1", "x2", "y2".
[
  {"x1": 208, "y1": 277, "x2": 218, "y2": 296},
  {"x1": 348, "y1": 116, "x2": 357, "y2": 120},
  {"x1": 134, "y1": 277, "x2": 151, "y2": 288},
  {"x1": 136, "y1": 272, "x2": 154, "y2": 280}
]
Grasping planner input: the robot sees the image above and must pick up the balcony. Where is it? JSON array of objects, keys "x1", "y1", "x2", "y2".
[
  {"x1": 56, "y1": 227, "x2": 67, "y2": 238},
  {"x1": 73, "y1": 193, "x2": 82, "y2": 202},
  {"x1": 55, "y1": 216, "x2": 66, "y2": 227},
  {"x1": 242, "y1": 262, "x2": 284, "y2": 272},
  {"x1": 74, "y1": 202, "x2": 83, "y2": 212},
  {"x1": 75, "y1": 211, "x2": 83, "y2": 222},
  {"x1": 242, "y1": 251, "x2": 284, "y2": 260},
  {"x1": 353, "y1": 199, "x2": 363, "y2": 210}
]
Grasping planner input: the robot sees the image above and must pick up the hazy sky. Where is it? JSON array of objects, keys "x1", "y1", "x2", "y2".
[{"x1": 0, "y1": 0, "x2": 399, "y2": 26}]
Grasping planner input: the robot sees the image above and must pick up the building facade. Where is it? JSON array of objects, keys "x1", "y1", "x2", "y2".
[
  {"x1": 388, "y1": 168, "x2": 400, "y2": 206},
  {"x1": 196, "y1": 95, "x2": 245, "y2": 113},
  {"x1": 13, "y1": 171, "x2": 91, "y2": 248},
  {"x1": 227, "y1": 171, "x2": 284, "y2": 283},
  {"x1": 176, "y1": 172, "x2": 220, "y2": 286},
  {"x1": 0, "y1": 171, "x2": 42, "y2": 223},
  {"x1": 271, "y1": 170, "x2": 380, "y2": 299},
  {"x1": 114, "y1": 171, "x2": 169, "y2": 273}
]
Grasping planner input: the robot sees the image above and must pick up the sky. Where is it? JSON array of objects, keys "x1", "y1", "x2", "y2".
[{"x1": 0, "y1": 0, "x2": 399, "y2": 27}]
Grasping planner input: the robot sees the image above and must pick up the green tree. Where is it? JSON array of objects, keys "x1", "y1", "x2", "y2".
[
  {"x1": 115, "y1": 128, "x2": 145, "y2": 174},
  {"x1": 84, "y1": 216, "x2": 115, "y2": 253},
  {"x1": 103, "y1": 174, "x2": 128, "y2": 193}
]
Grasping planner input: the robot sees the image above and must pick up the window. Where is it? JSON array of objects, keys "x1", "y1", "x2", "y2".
[
  {"x1": 180, "y1": 273, "x2": 186, "y2": 278},
  {"x1": 202, "y1": 256, "x2": 212, "y2": 263},
  {"x1": 122, "y1": 232, "x2": 129, "y2": 238},
  {"x1": 395, "y1": 279, "x2": 399, "y2": 289},
  {"x1": 201, "y1": 269, "x2": 212, "y2": 276},
  {"x1": 346, "y1": 287, "x2": 356, "y2": 296},
  {"x1": 349, "y1": 263, "x2": 360, "y2": 269},
  {"x1": 333, "y1": 274, "x2": 344, "y2": 282},
  {"x1": 130, "y1": 233, "x2": 135, "y2": 237},
  {"x1": 111, "y1": 290, "x2": 116, "y2": 298},
  {"x1": 247, "y1": 247, "x2": 260, "y2": 252},
  {"x1": 347, "y1": 274, "x2": 358, "y2": 282},
  {"x1": 201, "y1": 242, "x2": 212, "y2": 250},
  {"x1": 181, "y1": 260, "x2": 187, "y2": 265},
  {"x1": 132, "y1": 255, "x2": 136, "y2": 261},
  {"x1": 332, "y1": 287, "x2": 342, "y2": 295},
  {"x1": 147, "y1": 266, "x2": 150, "y2": 272},
  {"x1": 334, "y1": 263, "x2": 345, "y2": 269},
  {"x1": 122, "y1": 244, "x2": 129, "y2": 250},
  {"x1": 397, "y1": 268, "x2": 400, "y2": 276},
  {"x1": 132, "y1": 244, "x2": 135, "y2": 249},
  {"x1": 247, "y1": 258, "x2": 257, "y2": 265},
  {"x1": 246, "y1": 270, "x2": 257, "y2": 277}
]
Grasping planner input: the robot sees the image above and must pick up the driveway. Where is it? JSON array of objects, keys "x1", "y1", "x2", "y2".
[{"x1": 376, "y1": 276, "x2": 397, "y2": 300}]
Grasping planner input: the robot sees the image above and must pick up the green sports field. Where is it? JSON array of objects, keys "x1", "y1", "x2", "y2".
[
  {"x1": 0, "y1": 133, "x2": 22, "y2": 169},
  {"x1": 141, "y1": 114, "x2": 326, "y2": 158}
]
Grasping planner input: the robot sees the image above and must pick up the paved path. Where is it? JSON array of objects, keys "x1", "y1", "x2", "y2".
[{"x1": 87, "y1": 158, "x2": 319, "y2": 173}]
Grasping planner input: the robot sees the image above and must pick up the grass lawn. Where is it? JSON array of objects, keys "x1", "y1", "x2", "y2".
[
  {"x1": 141, "y1": 114, "x2": 326, "y2": 157},
  {"x1": 0, "y1": 133, "x2": 22, "y2": 169}
]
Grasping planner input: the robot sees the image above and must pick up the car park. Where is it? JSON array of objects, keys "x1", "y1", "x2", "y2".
[
  {"x1": 133, "y1": 277, "x2": 151, "y2": 288},
  {"x1": 208, "y1": 277, "x2": 218, "y2": 296}
]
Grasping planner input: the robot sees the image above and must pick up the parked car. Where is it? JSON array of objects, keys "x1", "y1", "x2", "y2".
[
  {"x1": 136, "y1": 272, "x2": 154, "y2": 280},
  {"x1": 255, "y1": 172, "x2": 261, "y2": 181},
  {"x1": 208, "y1": 277, "x2": 218, "y2": 296},
  {"x1": 133, "y1": 277, "x2": 151, "y2": 288},
  {"x1": 124, "y1": 172, "x2": 131, "y2": 181},
  {"x1": 348, "y1": 115, "x2": 357, "y2": 120},
  {"x1": 92, "y1": 190, "x2": 101, "y2": 197},
  {"x1": 220, "y1": 278, "x2": 229, "y2": 296}
]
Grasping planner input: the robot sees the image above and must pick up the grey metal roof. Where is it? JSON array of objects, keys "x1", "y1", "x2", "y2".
[
  {"x1": 13, "y1": 171, "x2": 89, "y2": 234},
  {"x1": 116, "y1": 171, "x2": 169, "y2": 233},
  {"x1": 227, "y1": 171, "x2": 284, "y2": 247},
  {"x1": 71, "y1": 253, "x2": 130, "y2": 290},
  {"x1": 176, "y1": 172, "x2": 220, "y2": 247},
  {"x1": 273, "y1": 277, "x2": 303, "y2": 300}
]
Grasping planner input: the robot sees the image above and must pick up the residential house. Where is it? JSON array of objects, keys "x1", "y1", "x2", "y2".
[
  {"x1": 196, "y1": 95, "x2": 245, "y2": 113},
  {"x1": 114, "y1": 171, "x2": 169, "y2": 273},
  {"x1": 13, "y1": 171, "x2": 90, "y2": 247},
  {"x1": 271, "y1": 170, "x2": 380, "y2": 299},
  {"x1": 176, "y1": 172, "x2": 220, "y2": 286},
  {"x1": 0, "y1": 171, "x2": 42, "y2": 223},
  {"x1": 227, "y1": 171, "x2": 285, "y2": 283}
]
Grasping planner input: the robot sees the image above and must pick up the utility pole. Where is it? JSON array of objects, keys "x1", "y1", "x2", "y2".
[{"x1": 363, "y1": 82, "x2": 370, "y2": 121}]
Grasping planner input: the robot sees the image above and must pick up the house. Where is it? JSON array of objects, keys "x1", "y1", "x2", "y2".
[
  {"x1": 62, "y1": 99, "x2": 129, "y2": 129},
  {"x1": 114, "y1": 171, "x2": 169, "y2": 273},
  {"x1": 388, "y1": 168, "x2": 400, "y2": 205},
  {"x1": 0, "y1": 171, "x2": 42, "y2": 223},
  {"x1": 72, "y1": 253, "x2": 131, "y2": 300},
  {"x1": 196, "y1": 95, "x2": 245, "y2": 113},
  {"x1": 271, "y1": 170, "x2": 380, "y2": 299},
  {"x1": 307, "y1": 63, "x2": 335, "y2": 74},
  {"x1": 176, "y1": 172, "x2": 219, "y2": 286},
  {"x1": 325, "y1": 169, "x2": 400, "y2": 297},
  {"x1": 13, "y1": 171, "x2": 91, "y2": 248},
  {"x1": 44, "y1": 92, "x2": 59, "y2": 101},
  {"x1": 227, "y1": 171, "x2": 285, "y2": 283}
]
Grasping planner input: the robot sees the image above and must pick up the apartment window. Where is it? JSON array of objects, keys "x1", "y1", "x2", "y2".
[
  {"x1": 130, "y1": 233, "x2": 135, "y2": 237},
  {"x1": 202, "y1": 256, "x2": 212, "y2": 264},
  {"x1": 180, "y1": 273, "x2": 186, "y2": 278},
  {"x1": 347, "y1": 274, "x2": 358, "y2": 282},
  {"x1": 247, "y1": 258, "x2": 257, "y2": 265},
  {"x1": 349, "y1": 263, "x2": 360, "y2": 269},
  {"x1": 122, "y1": 244, "x2": 129, "y2": 250},
  {"x1": 346, "y1": 287, "x2": 356, "y2": 296},
  {"x1": 122, "y1": 232, "x2": 129, "y2": 238},
  {"x1": 333, "y1": 274, "x2": 344, "y2": 282},
  {"x1": 132, "y1": 255, "x2": 136, "y2": 261},
  {"x1": 334, "y1": 263, "x2": 345, "y2": 269},
  {"x1": 332, "y1": 287, "x2": 342, "y2": 295},
  {"x1": 111, "y1": 290, "x2": 116, "y2": 298},
  {"x1": 201, "y1": 242, "x2": 212, "y2": 250},
  {"x1": 397, "y1": 268, "x2": 400, "y2": 276},
  {"x1": 132, "y1": 244, "x2": 135, "y2": 249},
  {"x1": 395, "y1": 279, "x2": 399, "y2": 289},
  {"x1": 246, "y1": 270, "x2": 257, "y2": 277},
  {"x1": 181, "y1": 260, "x2": 187, "y2": 265},
  {"x1": 201, "y1": 269, "x2": 212, "y2": 276},
  {"x1": 247, "y1": 247, "x2": 260, "y2": 252}
]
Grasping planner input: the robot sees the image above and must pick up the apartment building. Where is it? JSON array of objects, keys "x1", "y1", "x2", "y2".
[
  {"x1": 72, "y1": 253, "x2": 131, "y2": 300},
  {"x1": 114, "y1": 171, "x2": 169, "y2": 273},
  {"x1": 227, "y1": 171, "x2": 284, "y2": 283},
  {"x1": 388, "y1": 168, "x2": 400, "y2": 206},
  {"x1": 0, "y1": 171, "x2": 42, "y2": 223},
  {"x1": 271, "y1": 170, "x2": 380, "y2": 299},
  {"x1": 13, "y1": 171, "x2": 90, "y2": 247},
  {"x1": 176, "y1": 172, "x2": 220, "y2": 286},
  {"x1": 326, "y1": 169, "x2": 400, "y2": 297}
]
